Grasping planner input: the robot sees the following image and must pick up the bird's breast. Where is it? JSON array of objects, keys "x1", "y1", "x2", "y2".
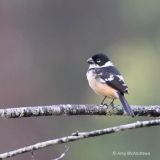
[{"x1": 86, "y1": 70, "x2": 119, "y2": 99}]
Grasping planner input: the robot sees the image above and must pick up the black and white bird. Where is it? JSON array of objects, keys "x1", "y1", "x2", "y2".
[{"x1": 86, "y1": 53, "x2": 134, "y2": 117}]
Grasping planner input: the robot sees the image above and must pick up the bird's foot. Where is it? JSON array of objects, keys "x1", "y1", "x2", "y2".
[
  {"x1": 106, "y1": 100, "x2": 117, "y2": 115},
  {"x1": 105, "y1": 105, "x2": 113, "y2": 116},
  {"x1": 101, "y1": 102, "x2": 109, "y2": 106}
]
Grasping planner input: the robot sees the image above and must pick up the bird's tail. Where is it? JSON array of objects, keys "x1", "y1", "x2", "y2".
[{"x1": 117, "y1": 92, "x2": 134, "y2": 117}]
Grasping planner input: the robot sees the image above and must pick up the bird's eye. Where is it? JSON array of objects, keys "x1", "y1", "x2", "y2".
[{"x1": 96, "y1": 59, "x2": 101, "y2": 63}]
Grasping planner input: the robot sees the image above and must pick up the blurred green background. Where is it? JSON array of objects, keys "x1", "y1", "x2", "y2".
[{"x1": 0, "y1": 0, "x2": 160, "y2": 159}]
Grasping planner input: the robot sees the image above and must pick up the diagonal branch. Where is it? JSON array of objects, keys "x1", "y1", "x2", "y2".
[
  {"x1": 0, "y1": 104, "x2": 160, "y2": 118},
  {"x1": 0, "y1": 118, "x2": 160, "y2": 159}
]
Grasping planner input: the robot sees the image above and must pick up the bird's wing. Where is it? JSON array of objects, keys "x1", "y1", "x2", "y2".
[{"x1": 95, "y1": 67, "x2": 128, "y2": 94}]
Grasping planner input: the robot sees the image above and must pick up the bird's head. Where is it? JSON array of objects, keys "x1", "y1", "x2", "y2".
[{"x1": 87, "y1": 53, "x2": 111, "y2": 67}]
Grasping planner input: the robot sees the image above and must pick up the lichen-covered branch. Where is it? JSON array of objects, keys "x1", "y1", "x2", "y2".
[
  {"x1": 0, "y1": 104, "x2": 160, "y2": 118},
  {"x1": 0, "y1": 118, "x2": 160, "y2": 159}
]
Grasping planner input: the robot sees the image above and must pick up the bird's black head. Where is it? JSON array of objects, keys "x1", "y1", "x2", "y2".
[{"x1": 87, "y1": 53, "x2": 110, "y2": 66}]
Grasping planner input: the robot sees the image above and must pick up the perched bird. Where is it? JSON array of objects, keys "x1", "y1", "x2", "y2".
[{"x1": 86, "y1": 53, "x2": 134, "y2": 117}]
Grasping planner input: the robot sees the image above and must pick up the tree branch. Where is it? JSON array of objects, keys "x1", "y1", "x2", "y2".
[
  {"x1": 0, "y1": 104, "x2": 160, "y2": 118},
  {"x1": 0, "y1": 118, "x2": 160, "y2": 159}
]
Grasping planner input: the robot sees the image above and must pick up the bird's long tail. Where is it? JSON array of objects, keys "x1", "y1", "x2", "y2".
[{"x1": 117, "y1": 92, "x2": 134, "y2": 117}]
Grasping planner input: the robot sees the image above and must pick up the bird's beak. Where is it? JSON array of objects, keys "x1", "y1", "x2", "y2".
[{"x1": 87, "y1": 57, "x2": 94, "y2": 64}]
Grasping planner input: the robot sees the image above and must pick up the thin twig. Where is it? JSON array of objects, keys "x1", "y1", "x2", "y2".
[
  {"x1": 52, "y1": 146, "x2": 69, "y2": 160},
  {"x1": 0, "y1": 104, "x2": 160, "y2": 118},
  {"x1": 31, "y1": 151, "x2": 35, "y2": 160},
  {"x1": 0, "y1": 118, "x2": 160, "y2": 159}
]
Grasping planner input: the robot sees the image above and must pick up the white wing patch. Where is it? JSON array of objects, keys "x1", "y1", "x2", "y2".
[
  {"x1": 117, "y1": 75, "x2": 124, "y2": 81},
  {"x1": 105, "y1": 74, "x2": 114, "y2": 81}
]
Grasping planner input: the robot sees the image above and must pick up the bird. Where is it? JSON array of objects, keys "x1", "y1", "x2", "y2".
[{"x1": 86, "y1": 53, "x2": 134, "y2": 117}]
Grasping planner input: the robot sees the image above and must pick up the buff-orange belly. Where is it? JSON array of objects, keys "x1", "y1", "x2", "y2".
[{"x1": 87, "y1": 71, "x2": 119, "y2": 99}]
